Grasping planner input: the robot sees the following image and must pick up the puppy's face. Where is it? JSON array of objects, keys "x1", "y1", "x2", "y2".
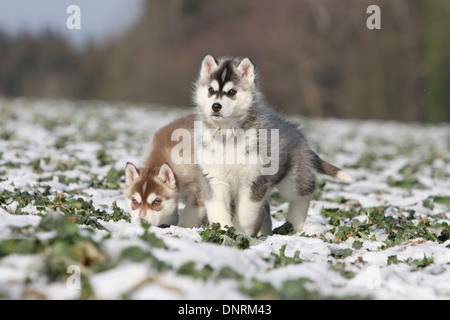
[
  {"x1": 195, "y1": 55, "x2": 256, "y2": 126},
  {"x1": 125, "y1": 163, "x2": 178, "y2": 226}
]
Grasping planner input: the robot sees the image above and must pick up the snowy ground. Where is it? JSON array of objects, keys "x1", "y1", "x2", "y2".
[{"x1": 0, "y1": 98, "x2": 449, "y2": 300}]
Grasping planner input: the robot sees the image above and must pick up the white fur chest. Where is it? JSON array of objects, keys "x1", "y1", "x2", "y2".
[
  {"x1": 202, "y1": 161, "x2": 260, "y2": 193},
  {"x1": 196, "y1": 127, "x2": 261, "y2": 193}
]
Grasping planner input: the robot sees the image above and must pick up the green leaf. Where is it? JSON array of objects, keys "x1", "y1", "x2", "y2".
[
  {"x1": 139, "y1": 220, "x2": 166, "y2": 249},
  {"x1": 352, "y1": 240, "x2": 363, "y2": 249},
  {"x1": 120, "y1": 246, "x2": 149, "y2": 262},
  {"x1": 410, "y1": 254, "x2": 434, "y2": 269},
  {"x1": 330, "y1": 248, "x2": 353, "y2": 259},
  {"x1": 199, "y1": 223, "x2": 255, "y2": 249},
  {"x1": 270, "y1": 244, "x2": 303, "y2": 268},
  {"x1": 387, "y1": 255, "x2": 399, "y2": 265},
  {"x1": 177, "y1": 262, "x2": 214, "y2": 280},
  {"x1": 0, "y1": 239, "x2": 36, "y2": 257}
]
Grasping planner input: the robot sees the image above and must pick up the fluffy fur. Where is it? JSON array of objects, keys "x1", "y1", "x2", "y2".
[
  {"x1": 193, "y1": 55, "x2": 351, "y2": 236},
  {"x1": 125, "y1": 115, "x2": 206, "y2": 227},
  {"x1": 124, "y1": 113, "x2": 272, "y2": 236}
]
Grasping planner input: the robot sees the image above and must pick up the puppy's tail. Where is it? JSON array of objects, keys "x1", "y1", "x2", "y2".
[{"x1": 312, "y1": 153, "x2": 352, "y2": 183}]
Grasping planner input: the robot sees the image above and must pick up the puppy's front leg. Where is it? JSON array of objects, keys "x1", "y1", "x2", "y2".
[
  {"x1": 179, "y1": 194, "x2": 206, "y2": 228},
  {"x1": 234, "y1": 186, "x2": 267, "y2": 237},
  {"x1": 203, "y1": 178, "x2": 233, "y2": 228}
]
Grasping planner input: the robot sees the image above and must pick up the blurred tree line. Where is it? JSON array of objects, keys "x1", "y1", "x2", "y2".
[{"x1": 0, "y1": 0, "x2": 449, "y2": 122}]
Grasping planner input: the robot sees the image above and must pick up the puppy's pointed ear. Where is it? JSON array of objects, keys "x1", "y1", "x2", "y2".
[
  {"x1": 236, "y1": 57, "x2": 255, "y2": 83},
  {"x1": 200, "y1": 55, "x2": 218, "y2": 78},
  {"x1": 157, "y1": 164, "x2": 176, "y2": 189},
  {"x1": 125, "y1": 162, "x2": 139, "y2": 186}
]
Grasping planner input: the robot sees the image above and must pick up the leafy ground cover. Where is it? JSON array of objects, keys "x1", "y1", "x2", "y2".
[{"x1": 0, "y1": 98, "x2": 449, "y2": 299}]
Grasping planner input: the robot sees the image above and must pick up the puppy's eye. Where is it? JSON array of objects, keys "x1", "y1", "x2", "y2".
[
  {"x1": 208, "y1": 87, "x2": 215, "y2": 95},
  {"x1": 227, "y1": 89, "x2": 237, "y2": 96},
  {"x1": 132, "y1": 198, "x2": 139, "y2": 204},
  {"x1": 152, "y1": 198, "x2": 162, "y2": 205}
]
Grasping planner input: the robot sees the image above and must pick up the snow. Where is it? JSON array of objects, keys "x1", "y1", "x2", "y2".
[
  {"x1": 0, "y1": 208, "x2": 41, "y2": 233},
  {"x1": 0, "y1": 98, "x2": 449, "y2": 300},
  {"x1": 90, "y1": 262, "x2": 152, "y2": 299}
]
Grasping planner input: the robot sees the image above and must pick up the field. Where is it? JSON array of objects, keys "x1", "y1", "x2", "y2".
[{"x1": 0, "y1": 98, "x2": 449, "y2": 300}]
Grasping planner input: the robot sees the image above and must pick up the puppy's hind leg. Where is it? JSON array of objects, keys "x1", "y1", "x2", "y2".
[
  {"x1": 286, "y1": 194, "x2": 312, "y2": 233},
  {"x1": 276, "y1": 171, "x2": 314, "y2": 233},
  {"x1": 257, "y1": 198, "x2": 273, "y2": 236}
]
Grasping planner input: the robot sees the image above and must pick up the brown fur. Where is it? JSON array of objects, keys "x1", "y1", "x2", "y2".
[
  {"x1": 143, "y1": 114, "x2": 198, "y2": 192},
  {"x1": 125, "y1": 114, "x2": 205, "y2": 226}
]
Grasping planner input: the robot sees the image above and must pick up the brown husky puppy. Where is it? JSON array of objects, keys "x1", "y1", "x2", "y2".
[{"x1": 125, "y1": 115, "x2": 206, "y2": 228}]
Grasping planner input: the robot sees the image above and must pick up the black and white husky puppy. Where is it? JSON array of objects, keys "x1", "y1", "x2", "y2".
[{"x1": 193, "y1": 55, "x2": 352, "y2": 236}]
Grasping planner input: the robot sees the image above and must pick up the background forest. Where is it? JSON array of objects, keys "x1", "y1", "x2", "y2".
[{"x1": 0, "y1": 0, "x2": 449, "y2": 122}]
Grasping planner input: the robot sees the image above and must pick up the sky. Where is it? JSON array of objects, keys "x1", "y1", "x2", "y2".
[{"x1": 0, "y1": 0, "x2": 144, "y2": 49}]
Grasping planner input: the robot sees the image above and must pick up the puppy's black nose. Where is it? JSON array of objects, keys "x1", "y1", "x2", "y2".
[{"x1": 212, "y1": 103, "x2": 222, "y2": 112}]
